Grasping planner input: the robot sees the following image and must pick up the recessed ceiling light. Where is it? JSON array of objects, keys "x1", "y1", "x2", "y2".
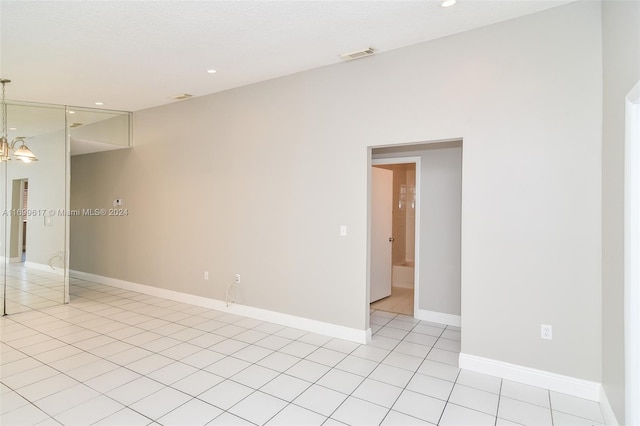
[
  {"x1": 441, "y1": 0, "x2": 456, "y2": 7},
  {"x1": 69, "y1": 110, "x2": 75, "y2": 114},
  {"x1": 207, "y1": 69, "x2": 217, "y2": 74},
  {"x1": 95, "y1": 102, "x2": 104, "y2": 106},
  {"x1": 9, "y1": 127, "x2": 16, "y2": 131},
  {"x1": 172, "y1": 94, "x2": 193, "y2": 100}
]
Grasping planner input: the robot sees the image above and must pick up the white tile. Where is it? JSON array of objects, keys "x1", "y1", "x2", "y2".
[
  {"x1": 54, "y1": 395, "x2": 124, "y2": 426},
  {"x1": 180, "y1": 349, "x2": 225, "y2": 369},
  {"x1": 84, "y1": 367, "x2": 141, "y2": 393},
  {"x1": 93, "y1": 408, "x2": 152, "y2": 426},
  {"x1": 549, "y1": 391, "x2": 604, "y2": 423},
  {"x1": 393, "y1": 341, "x2": 431, "y2": 358},
  {"x1": 440, "y1": 403, "x2": 496, "y2": 426},
  {"x1": 229, "y1": 391, "x2": 288, "y2": 424},
  {"x1": 306, "y1": 348, "x2": 346, "y2": 367},
  {"x1": 253, "y1": 322, "x2": 285, "y2": 334},
  {"x1": 209, "y1": 339, "x2": 248, "y2": 355},
  {"x1": 234, "y1": 329, "x2": 270, "y2": 344},
  {"x1": 172, "y1": 370, "x2": 224, "y2": 396},
  {"x1": 498, "y1": 396, "x2": 553, "y2": 426},
  {"x1": 381, "y1": 410, "x2": 432, "y2": 425},
  {"x1": 188, "y1": 332, "x2": 226, "y2": 348},
  {"x1": 159, "y1": 342, "x2": 203, "y2": 360},
  {"x1": 293, "y1": 384, "x2": 348, "y2": 416},
  {"x1": 65, "y1": 359, "x2": 119, "y2": 381},
  {"x1": 403, "y1": 332, "x2": 438, "y2": 347},
  {"x1": 207, "y1": 412, "x2": 254, "y2": 425},
  {"x1": 2, "y1": 365, "x2": 59, "y2": 389},
  {"x1": 353, "y1": 378, "x2": 403, "y2": 408},
  {"x1": 426, "y1": 348, "x2": 459, "y2": 366},
  {"x1": 412, "y1": 324, "x2": 445, "y2": 337},
  {"x1": 106, "y1": 376, "x2": 165, "y2": 405},
  {"x1": 285, "y1": 359, "x2": 331, "y2": 382},
  {"x1": 434, "y1": 338, "x2": 461, "y2": 352},
  {"x1": 298, "y1": 332, "x2": 332, "y2": 346},
  {"x1": 204, "y1": 356, "x2": 251, "y2": 378},
  {"x1": 323, "y1": 339, "x2": 360, "y2": 354},
  {"x1": 335, "y1": 355, "x2": 379, "y2": 377},
  {"x1": 331, "y1": 396, "x2": 389, "y2": 425},
  {"x1": 351, "y1": 345, "x2": 391, "y2": 363},
  {"x1": 139, "y1": 336, "x2": 182, "y2": 352},
  {"x1": 129, "y1": 387, "x2": 192, "y2": 420},
  {"x1": 456, "y1": 369, "x2": 501, "y2": 394},
  {"x1": 280, "y1": 341, "x2": 318, "y2": 358},
  {"x1": 406, "y1": 373, "x2": 455, "y2": 401},
  {"x1": 261, "y1": 374, "x2": 312, "y2": 402},
  {"x1": 552, "y1": 409, "x2": 606, "y2": 426},
  {"x1": 256, "y1": 335, "x2": 294, "y2": 350},
  {"x1": 126, "y1": 353, "x2": 175, "y2": 375},
  {"x1": 501, "y1": 379, "x2": 550, "y2": 408},
  {"x1": 381, "y1": 351, "x2": 423, "y2": 372},
  {"x1": 108, "y1": 347, "x2": 154, "y2": 365},
  {"x1": 317, "y1": 369, "x2": 365, "y2": 394},
  {"x1": 376, "y1": 326, "x2": 409, "y2": 340},
  {"x1": 448, "y1": 384, "x2": 499, "y2": 415},
  {"x1": 274, "y1": 327, "x2": 307, "y2": 340},
  {"x1": 15, "y1": 373, "x2": 79, "y2": 402},
  {"x1": 369, "y1": 364, "x2": 414, "y2": 388},
  {"x1": 199, "y1": 380, "x2": 254, "y2": 410},
  {"x1": 157, "y1": 398, "x2": 222, "y2": 426},
  {"x1": 386, "y1": 318, "x2": 418, "y2": 331},
  {"x1": 1, "y1": 357, "x2": 45, "y2": 378},
  {"x1": 213, "y1": 324, "x2": 246, "y2": 338},
  {"x1": 0, "y1": 390, "x2": 30, "y2": 414},
  {"x1": 417, "y1": 359, "x2": 460, "y2": 382},
  {"x1": 266, "y1": 403, "x2": 326, "y2": 425},
  {"x1": 232, "y1": 344, "x2": 273, "y2": 363},
  {"x1": 1, "y1": 402, "x2": 51, "y2": 425},
  {"x1": 258, "y1": 352, "x2": 301, "y2": 372},
  {"x1": 147, "y1": 361, "x2": 198, "y2": 385},
  {"x1": 392, "y1": 389, "x2": 446, "y2": 424},
  {"x1": 232, "y1": 364, "x2": 279, "y2": 389}
]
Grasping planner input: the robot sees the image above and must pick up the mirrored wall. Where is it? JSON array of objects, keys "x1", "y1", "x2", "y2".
[{"x1": 1, "y1": 100, "x2": 130, "y2": 315}]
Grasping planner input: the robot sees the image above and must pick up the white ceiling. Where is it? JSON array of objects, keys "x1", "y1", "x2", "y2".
[{"x1": 1, "y1": 0, "x2": 575, "y2": 113}]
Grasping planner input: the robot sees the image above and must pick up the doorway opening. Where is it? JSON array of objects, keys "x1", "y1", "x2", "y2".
[
  {"x1": 370, "y1": 161, "x2": 417, "y2": 316},
  {"x1": 9, "y1": 178, "x2": 28, "y2": 263}
]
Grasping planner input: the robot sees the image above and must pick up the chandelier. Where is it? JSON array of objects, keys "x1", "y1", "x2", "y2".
[{"x1": 0, "y1": 79, "x2": 38, "y2": 163}]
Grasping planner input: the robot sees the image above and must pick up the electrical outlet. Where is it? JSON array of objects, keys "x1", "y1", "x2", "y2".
[
  {"x1": 204, "y1": 271, "x2": 209, "y2": 280},
  {"x1": 234, "y1": 274, "x2": 241, "y2": 284},
  {"x1": 541, "y1": 324, "x2": 553, "y2": 340}
]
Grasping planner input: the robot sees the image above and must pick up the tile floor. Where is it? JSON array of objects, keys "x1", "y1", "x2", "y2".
[
  {"x1": 1, "y1": 276, "x2": 606, "y2": 425},
  {"x1": 370, "y1": 287, "x2": 413, "y2": 316},
  {"x1": 0, "y1": 263, "x2": 65, "y2": 314}
]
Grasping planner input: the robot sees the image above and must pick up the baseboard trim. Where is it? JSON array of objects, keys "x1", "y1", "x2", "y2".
[
  {"x1": 459, "y1": 353, "x2": 601, "y2": 401},
  {"x1": 25, "y1": 261, "x2": 64, "y2": 276},
  {"x1": 415, "y1": 308, "x2": 461, "y2": 327},
  {"x1": 70, "y1": 270, "x2": 370, "y2": 344},
  {"x1": 599, "y1": 386, "x2": 620, "y2": 426}
]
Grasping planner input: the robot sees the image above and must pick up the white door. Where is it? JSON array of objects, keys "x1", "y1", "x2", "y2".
[{"x1": 371, "y1": 167, "x2": 393, "y2": 303}]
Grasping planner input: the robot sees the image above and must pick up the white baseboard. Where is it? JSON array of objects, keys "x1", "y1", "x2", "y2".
[
  {"x1": 25, "y1": 261, "x2": 64, "y2": 276},
  {"x1": 459, "y1": 353, "x2": 601, "y2": 401},
  {"x1": 599, "y1": 386, "x2": 620, "y2": 426},
  {"x1": 70, "y1": 270, "x2": 370, "y2": 344},
  {"x1": 415, "y1": 308, "x2": 461, "y2": 327}
]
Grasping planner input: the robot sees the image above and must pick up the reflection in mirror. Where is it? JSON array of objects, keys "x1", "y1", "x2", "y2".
[
  {"x1": 1, "y1": 102, "x2": 66, "y2": 315},
  {"x1": 0, "y1": 101, "x2": 131, "y2": 315}
]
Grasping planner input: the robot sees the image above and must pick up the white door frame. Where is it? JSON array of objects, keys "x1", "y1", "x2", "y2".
[
  {"x1": 624, "y1": 81, "x2": 640, "y2": 426},
  {"x1": 371, "y1": 156, "x2": 421, "y2": 318}
]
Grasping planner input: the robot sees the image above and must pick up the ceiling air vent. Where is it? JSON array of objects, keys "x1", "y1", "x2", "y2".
[
  {"x1": 340, "y1": 47, "x2": 375, "y2": 61},
  {"x1": 172, "y1": 93, "x2": 193, "y2": 100}
]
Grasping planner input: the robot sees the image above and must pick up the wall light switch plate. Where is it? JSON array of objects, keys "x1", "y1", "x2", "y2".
[
  {"x1": 340, "y1": 225, "x2": 347, "y2": 237},
  {"x1": 541, "y1": 324, "x2": 553, "y2": 340},
  {"x1": 44, "y1": 216, "x2": 54, "y2": 226}
]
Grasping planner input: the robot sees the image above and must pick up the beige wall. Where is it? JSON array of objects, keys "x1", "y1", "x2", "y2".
[
  {"x1": 71, "y1": 1, "x2": 603, "y2": 381},
  {"x1": 601, "y1": 0, "x2": 640, "y2": 422}
]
